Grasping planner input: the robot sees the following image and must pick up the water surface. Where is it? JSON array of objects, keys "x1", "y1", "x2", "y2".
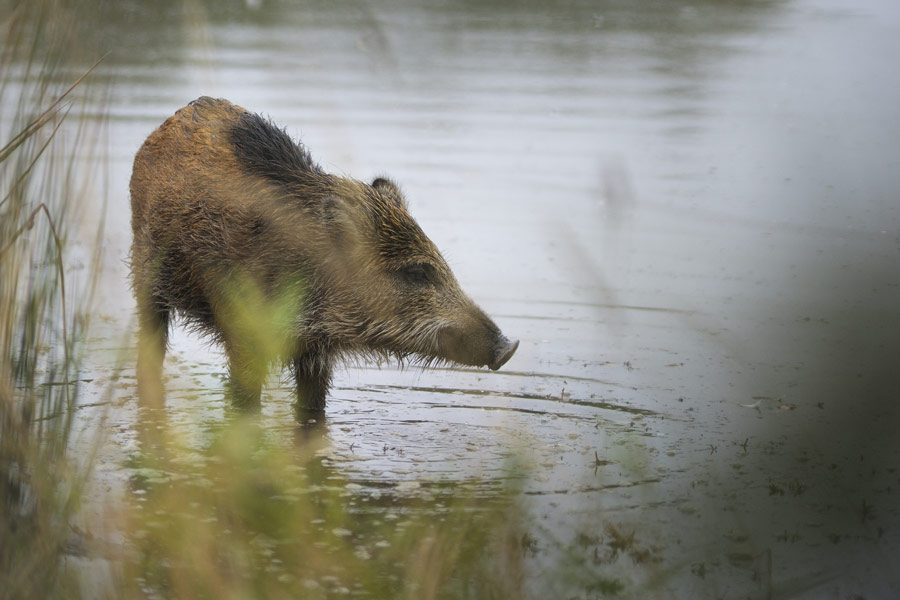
[{"x1": 59, "y1": 0, "x2": 900, "y2": 596}]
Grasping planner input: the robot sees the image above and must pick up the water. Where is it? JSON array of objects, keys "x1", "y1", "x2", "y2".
[{"x1": 54, "y1": 0, "x2": 900, "y2": 596}]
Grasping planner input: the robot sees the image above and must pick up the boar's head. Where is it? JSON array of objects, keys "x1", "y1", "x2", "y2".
[{"x1": 323, "y1": 176, "x2": 518, "y2": 372}]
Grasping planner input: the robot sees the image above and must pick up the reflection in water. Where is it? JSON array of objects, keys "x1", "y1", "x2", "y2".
[{"x1": 51, "y1": 0, "x2": 900, "y2": 596}]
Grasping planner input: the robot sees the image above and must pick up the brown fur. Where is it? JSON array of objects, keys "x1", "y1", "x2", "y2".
[{"x1": 130, "y1": 97, "x2": 517, "y2": 410}]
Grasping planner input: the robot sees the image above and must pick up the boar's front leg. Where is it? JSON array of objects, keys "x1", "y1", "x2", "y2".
[
  {"x1": 224, "y1": 340, "x2": 265, "y2": 409},
  {"x1": 136, "y1": 292, "x2": 169, "y2": 408},
  {"x1": 292, "y1": 351, "x2": 332, "y2": 411}
]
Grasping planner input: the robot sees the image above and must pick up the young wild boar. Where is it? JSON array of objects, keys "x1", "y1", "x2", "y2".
[{"x1": 129, "y1": 97, "x2": 518, "y2": 410}]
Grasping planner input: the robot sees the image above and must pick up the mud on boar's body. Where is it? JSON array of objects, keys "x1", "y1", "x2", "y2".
[{"x1": 129, "y1": 96, "x2": 518, "y2": 410}]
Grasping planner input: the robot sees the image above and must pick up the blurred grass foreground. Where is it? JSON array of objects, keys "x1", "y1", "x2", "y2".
[
  {"x1": 118, "y1": 419, "x2": 525, "y2": 600},
  {"x1": 0, "y1": 3, "x2": 526, "y2": 599}
]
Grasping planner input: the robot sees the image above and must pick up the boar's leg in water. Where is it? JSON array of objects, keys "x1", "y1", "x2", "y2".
[{"x1": 292, "y1": 351, "x2": 332, "y2": 412}]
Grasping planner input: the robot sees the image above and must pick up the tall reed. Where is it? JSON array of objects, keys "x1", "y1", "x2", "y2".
[{"x1": 0, "y1": 2, "x2": 107, "y2": 597}]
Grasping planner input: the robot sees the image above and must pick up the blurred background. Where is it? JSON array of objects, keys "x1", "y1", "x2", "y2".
[{"x1": 2, "y1": 0, "x2": 898, "y2": 597}]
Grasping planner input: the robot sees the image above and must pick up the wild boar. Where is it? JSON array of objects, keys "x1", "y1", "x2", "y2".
[{"x1": 129, "y1": 97, "x2": 518, "y2": 410}]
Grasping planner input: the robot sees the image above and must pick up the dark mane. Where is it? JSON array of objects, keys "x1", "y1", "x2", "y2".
[{"x1": 228, "y1": 111, "x2": 324, "y2": 185}]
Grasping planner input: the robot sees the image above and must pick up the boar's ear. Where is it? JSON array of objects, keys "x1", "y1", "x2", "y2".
[
  {"x1": 371, "y1": 177, "x2": 398, "y2": 193},
  {"x1": 372, "y1": 177, "x2": 406, "y2": 207}
]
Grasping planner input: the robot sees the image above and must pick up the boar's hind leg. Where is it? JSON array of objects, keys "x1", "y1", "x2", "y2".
[
  {"x1": 136, "y1": 294, "x2": 169, "y2": 407},
  {"x1": 292, "y1": 352, "x2": 332, "y2": 411}
]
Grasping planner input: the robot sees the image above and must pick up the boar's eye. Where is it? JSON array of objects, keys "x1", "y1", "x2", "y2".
[{"x1": 399, "y1": 263, "x2": 434, "y2": 286}]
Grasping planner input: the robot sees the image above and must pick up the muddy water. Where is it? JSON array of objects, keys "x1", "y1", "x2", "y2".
[{"x1": 64, "y1": 0, "x2": 900, "y2": 597}]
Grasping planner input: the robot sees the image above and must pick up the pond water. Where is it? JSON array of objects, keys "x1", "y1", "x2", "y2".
[{"x1": 59, "y1": 0, "x2": 900, "y2": 597}]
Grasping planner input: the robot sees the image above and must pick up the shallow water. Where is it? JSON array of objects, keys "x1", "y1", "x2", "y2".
[{"x1": 51, "y1": 0, "x2": 900, "y2": 596}]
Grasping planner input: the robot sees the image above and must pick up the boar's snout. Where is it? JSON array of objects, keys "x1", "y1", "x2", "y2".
[
  {"x1": 490, "y1": 336, "x2": 519, "y2": 371},
  {"x1": 438, "y1": 304, "x2": 518, "y2": 371}
]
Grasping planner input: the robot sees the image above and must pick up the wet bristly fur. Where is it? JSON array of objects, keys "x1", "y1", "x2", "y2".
[{"x1": 129, "y1": 97, "x2": 506, "y2": 410}]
